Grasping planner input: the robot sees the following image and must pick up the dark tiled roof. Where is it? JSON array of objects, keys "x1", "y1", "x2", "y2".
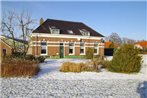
[
  {"x1": 1, "y1": 35, "x2": 28, "y2": 44},
  {"x1": 32, "y1": 19, "x2": 104, "y2": 37}
]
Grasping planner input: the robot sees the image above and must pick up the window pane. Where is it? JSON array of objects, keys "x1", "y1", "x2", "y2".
[
  {"x1": 69, "y1": 43, "x2": 73, "y2": 46},
  {"x1": 41, "y1": 42, "x2": 47, "y2": 46},
  {"x1": 80, "y1": 49, "x2": 84, "y2": 54},
  {"x1": 69, "y1": 49, "x2": 73, "y2": 54},
  {"x1": 80, "y1": 42, "x2": 84, "y2": 46},
  {"x1": 94, "y1": 49, "x2": 97, "y2": 53},
  {"x1": 41, "y1": 49, "x2": 46, "y2": 54}
]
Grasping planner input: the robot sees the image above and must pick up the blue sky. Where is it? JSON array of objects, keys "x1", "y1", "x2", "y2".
[{"x1": 1, "y1": 1, "x2": 146, "y2": 40}]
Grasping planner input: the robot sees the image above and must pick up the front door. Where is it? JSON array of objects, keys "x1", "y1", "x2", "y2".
[{"x1": 59, "y1": 43, "x2": 64, "y2": 58}]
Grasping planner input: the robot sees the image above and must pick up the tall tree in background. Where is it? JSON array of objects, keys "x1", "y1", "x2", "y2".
[
  {"x1": 40, "y1": 18, "x2": 44, "y2": 25},
  {"x1": 1, "y1": 10, "x2": 17, "y2": 52},
  {"x1": 122, "y1": 37, "x2": 136, "y2": 44},
  {"x1": 109, "y1": 32, "x2": 122, "y2": 45}
]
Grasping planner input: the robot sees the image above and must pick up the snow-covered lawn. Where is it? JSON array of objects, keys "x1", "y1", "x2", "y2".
[
  {"x1": 1, "y1": 55, "x2": 147, "y2": 98},
  {"x1": 35, "y1": 55, "x2": 147, "y2": 80}
]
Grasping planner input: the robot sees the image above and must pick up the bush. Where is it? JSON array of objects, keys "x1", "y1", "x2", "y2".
[
  {"x1": 60, "y1": 62, "x2": 85, "y2": 72},
  {"x1": 11, "y1": 52, "x2": 26, "y2": 58},
  {"x1": 109, "y1": 44, "x2": 142, "y2": 73},
  {"x1": 101, "y1": 60, "x2": 111, "y2": 68},
  {"x1": 36, "y1": 56, "x2": 46, "y2": 63},
  {"x1": 25, "y1": 55, "x2": 36, "y2": 61},
  {"x1": 60, "y1": 61, "x2": 98, "y2": 72},
  {"x1": 1, "y1": 58, "x2": 40, "y2": 77},
  {"x1": 86, "y1": 48, "x2": 94, "y2": 59}
]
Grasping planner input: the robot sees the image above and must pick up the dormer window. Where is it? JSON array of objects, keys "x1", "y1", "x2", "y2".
[
  {"x1": 79, "y1": 29, "x2": 90, "y2": 36},
  {"x1": 49, "y1": 26, "x2": 60, "y2": 34},
  {"x1": 67, "y1": 30, "x2": 73, "y2": 34},
  {"x1": 51, "y1": 29, "x2": 60, "y2": 34}
]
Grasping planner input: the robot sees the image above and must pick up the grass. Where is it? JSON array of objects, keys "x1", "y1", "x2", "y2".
[
  {"x1": 64, "y1": 55, "x2": 85, "y2": 59},
  {"x1": 1, "y1": 58, "x2": 40, "y2": 77}
]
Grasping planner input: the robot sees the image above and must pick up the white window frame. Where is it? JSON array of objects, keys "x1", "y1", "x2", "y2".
[
  {"x1": 94, "y1": 42, "x2": 99, "y2": 55},
  {"x1": 68, "y1": 42, "x2": 75, "y2": 55},
  {"x1": 67, "y1": 30, "x2": 73, "y2": 34},
  {"x1": 80, "y1": 42, "x2": 85, "y2": 55},
  {"x1": 51, "y1": 28, "x2": 60, "y2": 34},
  {"x1": 40, "y1": 41, "x2": 48, "y2": 56}
]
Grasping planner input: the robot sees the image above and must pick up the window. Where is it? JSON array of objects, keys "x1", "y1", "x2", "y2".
[
  {"x1": 69, "y1": 42, "x2": 74, "y2": 54},
  {"x1": 67, "y1": 30, "x2": 73, "y2": 34},
  {"x1": 80, "y1": 42, "x2": 84, "y2": 54},
  {"x1": 41, "y1": 42, "x2": 47, "y2": 55},
  {"x1": 51, "y1": 29, "x2": 60, "y2": 34},
  {"x1": 79, "y1": 29, "x2": 90, "y2": 36},
  {"x1": 94, "y1": 43, "x2": 98, "y2": 54},
  {"x1": 49, "y1": 26, "x2": 60, "y2": 34},
  {"x1": 3, "y1": 49, "x2": 6, "y2": 56}
]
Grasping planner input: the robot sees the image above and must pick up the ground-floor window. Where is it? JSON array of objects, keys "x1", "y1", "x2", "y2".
[
  {"x1": 41, "y1": 42, "x2": 47, "y2": 55},
  {"x1": 80, "y1": 42, "x2": 84, "y2": 54},
  {"x1": 69, "y1": 42, "x2": 74, "y2": 54},
  {"x1": 94, "y1": 42, "x2": 98, "y2": 54}
]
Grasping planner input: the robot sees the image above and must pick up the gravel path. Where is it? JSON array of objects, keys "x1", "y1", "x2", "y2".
[{"x1": 1, "y1": 79, "x2": 147, "y2": 98}]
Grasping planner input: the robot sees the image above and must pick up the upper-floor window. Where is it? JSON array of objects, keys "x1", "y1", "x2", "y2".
[
  {"x1": 51, "y1": 29, "x2": 60, "y2": 34},
  {"x1": 79, "y1": 29, "x2": 90, "y2": 36},
  {"x1": 49, "y1": 26, "x2": 60, "y2": 34},
  {"x1": 67, "y1": 30, "x2": 73, "y2": 34}
]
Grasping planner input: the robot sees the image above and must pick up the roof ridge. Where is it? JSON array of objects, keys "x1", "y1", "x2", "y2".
[{"x1": 47, "y1": 18, "x2": 83, "y2": 24}]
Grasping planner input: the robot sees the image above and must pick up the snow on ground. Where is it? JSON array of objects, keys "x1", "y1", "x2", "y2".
[
  {"x1": 35, "y1": 55, "x2": 147, "y2": 80},
  {"x1": 1, "y1": 55, "x2": 147, "y2": 98}
]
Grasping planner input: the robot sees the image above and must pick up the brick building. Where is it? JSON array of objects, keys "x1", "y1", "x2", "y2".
[{"x1": 30, "y1": 19, "x2": 104, "y2": 58}]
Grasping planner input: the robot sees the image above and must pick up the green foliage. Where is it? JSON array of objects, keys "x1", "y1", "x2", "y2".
[
  {"x1": 65, "y1": 55, "x2": 85, "y2": 59},
  {"x1": 86, "y1": 48, "x2": 94, "y2": 59},
  {"x1": 109, "y1": 44, "x2": 142, "y2": 73},
  {"x1": 25, "y1": 54, "x2": 36, "y2": 61},
  {"x1": 101, "y1": 60, "x2": 111, "y2": 68},
  {"x1": 36, "y1": 56, "x2": 46, "y2": 63}
]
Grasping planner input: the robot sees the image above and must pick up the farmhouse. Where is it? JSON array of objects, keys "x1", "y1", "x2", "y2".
[{"x1": 30, "y1": 19, "x2": 104, "y2": 58}]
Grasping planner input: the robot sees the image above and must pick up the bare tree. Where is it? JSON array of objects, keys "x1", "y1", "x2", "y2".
[
  {"x1": 16, "y1": 10, "x2": 35, "y2": 55},
  {"x1": 109, "y1": 32, "x2": 122, "y2": 45},
  {"x1": 122, "y1": 37, "x2": 136, "y2": 44},
  {"x1": 1, "y1": 10, "x2": 17, "y2": 52}
]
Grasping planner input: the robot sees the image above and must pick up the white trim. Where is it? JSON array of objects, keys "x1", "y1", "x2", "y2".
[{"x1": 31, "y1": 33, "x2": 103, "y2": 40}]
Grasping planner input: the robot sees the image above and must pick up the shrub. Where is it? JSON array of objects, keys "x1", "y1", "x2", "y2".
[
  {"x1": 101, "y1": 60, "x2": 111, "y2": 68},
  {"x1": 1, "y1": 58, "x2": 40, "y2": 77},
  {"x1": 25, "y1": 54, "x2": 36, "y2": 61},
  {"x1": 109, "y1": 44, "x2": 142, "y2": 73},
  {"x1": 11, "y1": 52, "x2": 26, "y2": 58},
  {"x1": 60, "y1": 61, "x2": 98, "y2": 72},
  {"x1": 86, "y1": 48, "x2": 94, "y2": 59},
  {"x1": 60, "y1": 62, "x2": 85, "y2": 72},
  {"x1": 36, "y1": 56, "x2": 46, "y2": 63},
  {"x1": 81, "y1": 62, "x2": 95, "y2": 72}
]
